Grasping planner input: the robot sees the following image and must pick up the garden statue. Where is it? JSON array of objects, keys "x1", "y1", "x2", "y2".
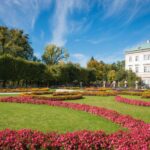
[
  {"x1": 112, "y1": 81, "x2": 116, "y2": 88},
  {"x1": 80, "y1": 82, "x2": 83, "y2": 88},
  {"x1": 124, "y1": 80, "x2": 127, "y2": 88},
  {"x1": 103, "y1": 81, "x2": 106, "y2": 88},
  {"x1": 135, "y1": 80, "x2": 139, "y2": 89}
]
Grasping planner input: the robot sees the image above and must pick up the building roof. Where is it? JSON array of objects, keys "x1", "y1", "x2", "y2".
[{"x1": 126, "y1": 40, "x2": 150, "y2": 54}]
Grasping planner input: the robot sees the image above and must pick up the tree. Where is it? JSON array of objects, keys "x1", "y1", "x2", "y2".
[
  {"x1": 0, "y1": 26, "x2": 33, "y2": 60},
  {"x1": 87, "y1": 57, "x2": 105, "y2": 81},
  {"x1": 107, "y1": 70, "x2": 116, "y2": 82},
  {"x1": 42, "y1": 44, "x2": 69, "y2": 65}
]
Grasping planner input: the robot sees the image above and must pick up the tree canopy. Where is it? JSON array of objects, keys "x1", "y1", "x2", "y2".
[
  {"x1": 42, "y1": 44, "x2": 69, "y2": 65},
  {"x1": 0, "y1": 26, "x2": 33, "y2": 60}
]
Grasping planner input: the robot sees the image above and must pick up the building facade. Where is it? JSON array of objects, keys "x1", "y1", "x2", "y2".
[{"x1": 125, "y1": 40, "x2": 150, "y2": 87}]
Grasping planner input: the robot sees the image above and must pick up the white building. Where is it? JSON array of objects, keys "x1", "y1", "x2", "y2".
[{"x1": 125, "y1": 40, "x2": 150, "y2": 87}]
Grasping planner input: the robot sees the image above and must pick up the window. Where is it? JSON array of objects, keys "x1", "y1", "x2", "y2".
[
  {"x1": 135, "y1": 66, "x2": 139, "y2": 73},
  {"x1": 144, "y1": 66, "x2": 150, "y2": 72},
  {"x1": 144, "y1": 54, "x2": 150, "y2": 60},
  {"x1": 129, "y1": 65, "x2": 132, "y2": 70},
  {"x1": 135, "y1": 56, "x2": 139, "y2": 61},
  {"x1": 129, "y1": 56, "x2": 132, "y2": 62}
]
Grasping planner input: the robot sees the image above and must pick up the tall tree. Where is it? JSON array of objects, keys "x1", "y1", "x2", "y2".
[
  {"x1": 0, "y1": 26, "x2": 33, "y2": 60},
  {"x1": 107, "y1": 70, "x2": 116, "y2": 82},
  {"x1": 87, "y1": 57, "x2": 105, "y2": 80},
  {"x1": 42, "y1": 44, "x2": 69, "y2": 65}
]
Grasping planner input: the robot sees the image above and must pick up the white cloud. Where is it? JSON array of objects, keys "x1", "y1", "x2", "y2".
[
  {"x1": 50, "y1": 0, "x2": 88, "y2": 46},
  {"x1": 0, "y1": 0, "x2": 51, "y2": 31},
  {"x1": 102, "y1": 0, "x2": 128, "y2": 18},
  {"x1": 72, "y1": 53, "x2": 89, "y2": 67},
  {"x1": 100, "y1": 0, "x2": 150, "y2": 24}
]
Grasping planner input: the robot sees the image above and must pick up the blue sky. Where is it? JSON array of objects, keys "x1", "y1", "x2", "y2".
[{"x1": 0, "y1": 0, "x2": 150, "y2": 66}]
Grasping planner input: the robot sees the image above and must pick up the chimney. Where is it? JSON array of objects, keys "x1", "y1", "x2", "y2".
[{"x1": 147, "y1": 40, "x2": 150, "y2": 43}]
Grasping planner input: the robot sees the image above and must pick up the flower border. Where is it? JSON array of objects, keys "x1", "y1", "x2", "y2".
[{"x1": 0, "y1": 96, "x2": 149, "y2": 149}]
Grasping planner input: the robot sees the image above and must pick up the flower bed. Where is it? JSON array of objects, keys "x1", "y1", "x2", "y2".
[
  {"x1": 85, "y1": 87, "x2": 111, "y2": 91},
  {"x1": 24, "y1": 91, "x2": 53, "y2": 95},
  {"x1": 53, "y1": 92, "x2": 79, "y2": 96},
  {"x1": 0, "y1": 88, "x2": 49, "y2": 93},
  {"x1": 30, "y1": 94, "x2": 83, "y2": 101},
  {"x1": 82, "y1": 91, "x2": 118, "y2": 96},
  {"x1": 119, "y1": 91, "x2": 143, "y2": 96},
  {"x1": 0, "y1": 96, "x2": 149, "y2": 149},
  {"x1": 0, "y1": 129, "x2": 110, "y2": 150},
  {"x1": 115, "y1": 96, "x2": 150, "y2": 106},
  {"x1": 142, "y1": 92, "x2": 150, "y2": 98}
]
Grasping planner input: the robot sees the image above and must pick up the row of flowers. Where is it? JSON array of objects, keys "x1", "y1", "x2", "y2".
[
  {"x1": 0, "y1": 129, "x2": 149, "y2": 150},
  {"x1": 0, "y1": 88, "x2": 49, "y2": 92},
  {"x1": 0, "y1": 96, "x2": 149, "y2": 149},
  {"x1": 84, "y1": 87, "x2": 112, "y2": 91},
  {"x1": 119, "y1": 91, "x2": 143, "y2": 96},
  {"x1": 82, "y1": 91, "x2": 118, "y2": 96},
  {"x1": 142, "y1": 92, "x2": 150, "y2": 98},
  {"x1": 31, "y1": 94, "x2": 83, "y2": 101},
  {"x1": 115, "y1": 96, "x2": 150, "y2": 106}
]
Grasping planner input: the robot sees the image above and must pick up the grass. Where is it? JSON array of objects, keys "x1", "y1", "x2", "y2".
[
  {"x1": 68, "y1": 96, "x2": 150, "y2": 123},
  {"x1": 0, "y1": 102, "x2": 123, "y2": 133},
  {"x1": 0, "y1": 94, "x2": 19, "y2": 97},
  {"x1": 121, "y1": 95, "x2": 150, "y2": 102}
]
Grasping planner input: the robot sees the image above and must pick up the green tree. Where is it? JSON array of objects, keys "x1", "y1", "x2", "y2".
[
  {"x1": 87, "y1": 57, "x2": 105, "y2": 81},
  {"x1": 107, "y1": 70, "x2": 116, "y2": 82},
  {"x1": 42, "y1": 44, "x2": 69, "y2": 65},
  {"x1": 0, "y1": 26, "x2": 33, "y2": 60}
]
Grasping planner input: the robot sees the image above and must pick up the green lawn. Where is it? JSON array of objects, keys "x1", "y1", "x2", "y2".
[
  {"x1": 68, "y1": 96, "x2": 150, "y2": 123},
  {"x1": 0, "y1": 102, "x2": 123, "y2": 133},
  {"x1": 121, "y1": 95, "x2": 150, "y2": 102},
  {"x1": 0, "y1": 94, "x2": 19, "y2": 97}
]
